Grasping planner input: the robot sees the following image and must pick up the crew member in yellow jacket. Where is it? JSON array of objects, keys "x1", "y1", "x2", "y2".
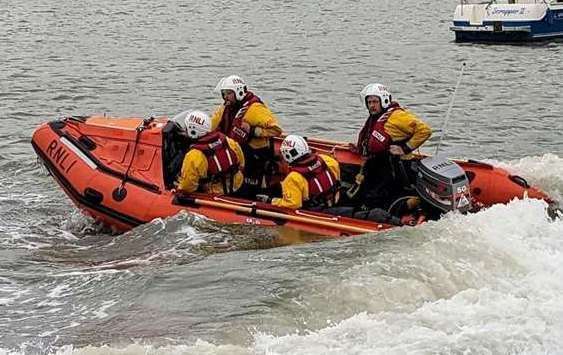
[
  {"x1": 256, "y1": 134, "x2": 412, "y2": 226},
  {"x1": 176, "y1": 110, "x2": 244, "y2": 195},
  {"x1": 256, "y1": 135, "x2": 340, "y2": 210},
  {"x1": 353, "y1": 83, "x2": 432, "y2": 211},
  {"x1": 211, "y1": 75, "x2": 282, "y2": 198}
]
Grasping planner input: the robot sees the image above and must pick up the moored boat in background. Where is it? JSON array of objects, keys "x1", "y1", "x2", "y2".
[{"x1": 451, "y1": 0, "x2": 563, "y2": 42}]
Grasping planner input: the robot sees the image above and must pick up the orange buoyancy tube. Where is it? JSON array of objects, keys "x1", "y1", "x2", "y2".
[{"x1": 290, "y1": 154, "x2": 339, "y2": 208}]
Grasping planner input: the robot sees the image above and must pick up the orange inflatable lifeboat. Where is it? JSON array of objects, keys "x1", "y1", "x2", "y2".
[{"x1": 31, "y1": 115, "x2": 554, "y2": 237}]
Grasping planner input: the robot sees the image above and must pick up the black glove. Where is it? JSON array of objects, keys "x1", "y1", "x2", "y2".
[{"x1": 256, "y1": 194, "x2": 271, "y2": 203}]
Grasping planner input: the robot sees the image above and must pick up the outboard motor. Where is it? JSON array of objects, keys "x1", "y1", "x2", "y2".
[{"x1": 415, "y1": 156, "x2": 471, "y2": 214}]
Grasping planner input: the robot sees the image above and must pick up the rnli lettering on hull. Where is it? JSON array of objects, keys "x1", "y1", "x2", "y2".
[
  {"x1": 46, "y1": 139, "x2": 77, "y2": 174},
  {"x1": 45, "y1": 137, "x2": 98, "y2": 174}
]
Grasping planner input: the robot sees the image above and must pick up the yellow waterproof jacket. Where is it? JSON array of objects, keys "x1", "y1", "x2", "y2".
[
  {"x1": 272, "y1": 154, "x2": 340, "y2": 209},
  {"x1": 211, "y1": 102, "x2": 282, "y2": 150},
  {"x1": 384, "y1": 108, "x2": 432, "y2": 159},
  {"x1": 176, "y1": 137, "x2": 245, "y2": 194}
]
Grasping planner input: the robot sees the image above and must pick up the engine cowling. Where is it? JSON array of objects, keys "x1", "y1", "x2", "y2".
[{"x1": 415, "y1": 156, "x2": 472, "y2": 214}]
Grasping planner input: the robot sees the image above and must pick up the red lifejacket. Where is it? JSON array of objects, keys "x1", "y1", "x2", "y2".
[
  {"x1": 190, "y1": 131, "x2": 240, "y2": 192},
  {"x1": 219, "y1": 91, "x2": 263, "y2": 145},
  {"x1": 290, "y1": 154, "x2": 339, "y2": 208},
  {"x1": 357, "y1": 102, "x2": 403, "y2": 157}
]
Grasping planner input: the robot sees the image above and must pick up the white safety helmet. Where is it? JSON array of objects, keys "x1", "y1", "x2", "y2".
[
  {"x1": 214, "y1": 75, "x2": 247, "y2": 101},
  {"x1": 172, "y1": 110, "x2": 190, "y2": 130},
  {"x1": 184, "y1": 110, "x2": 212, "y2": 139},
  {"x1": 360, "y1": 83, "x2": 392, "y2": 110},
  {"x1": 280, "y1": 135, "x2": 311, "y2": 164}
]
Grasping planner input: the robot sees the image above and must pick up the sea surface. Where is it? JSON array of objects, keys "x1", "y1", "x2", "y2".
[{"x1": 1, "y1": 0, "x2": 562, "y2": 354}]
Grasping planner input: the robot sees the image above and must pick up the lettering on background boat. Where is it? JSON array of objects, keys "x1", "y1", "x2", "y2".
[
  {"x1": 46, "y1": 139, "x2": 77, "y2": 174},
  {"x1": 488, "y1": 8, "x2": 526, "y2": 16}
]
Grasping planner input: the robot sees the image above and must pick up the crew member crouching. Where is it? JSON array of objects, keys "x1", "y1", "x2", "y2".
[
  {"x1": 256, "y1": 135, "x2": 339, "y2": 210},
  {"x1": 176, "y1": 110, "x2": 245, "y2": 195},
  {"x1": 257, "y1": 135, "x2": 414, "y2": 226}
]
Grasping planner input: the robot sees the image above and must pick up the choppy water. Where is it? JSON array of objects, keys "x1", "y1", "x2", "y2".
[{"x1": 1, "y1": 0, "x2": 562, "y2": 354}]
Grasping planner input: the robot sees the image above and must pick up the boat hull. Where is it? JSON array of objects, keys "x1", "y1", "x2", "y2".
[
  {"x1": 31, "y1": 116, "x2": 553, "y2": 237},
  {"x1": 31, "y1": 117, "x2": 396, "y2": 237}
]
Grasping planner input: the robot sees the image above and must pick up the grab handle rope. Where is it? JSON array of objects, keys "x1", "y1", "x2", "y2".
[{"x1": 115, "y1": 117, "x2": 155, "y2": 196}]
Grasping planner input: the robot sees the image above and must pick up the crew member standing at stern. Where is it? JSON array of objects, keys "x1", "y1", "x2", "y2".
[{"x1": 353, "y1": 83, "x2": 432, "y2": 211}]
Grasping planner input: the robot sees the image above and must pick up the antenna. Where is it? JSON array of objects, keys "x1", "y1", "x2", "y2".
[{"x1": 435, "y1": 62, "x2": 466, "y2": 156}]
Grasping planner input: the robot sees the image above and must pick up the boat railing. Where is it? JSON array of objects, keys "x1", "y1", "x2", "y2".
[
  {"x1": 294, "y1": 209, "x2": 340, "y2": 221},
  {"x1": 213, "y1": 196, "x2": 256, "y2": 207}
]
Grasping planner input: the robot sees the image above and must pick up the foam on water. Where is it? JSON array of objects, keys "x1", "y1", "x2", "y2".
[
  {"x1": 60, "y1": 210, "x2": 106, "y2": 237},
  {"x1": 486, "y1": 153, "x2": 563, "y2": 202},
  {"x1": 4, "y1": 197, "x2": 559, "y2": 355},
  {"x1": 251, "y1": 198, "x2": 563, "y2": 354},
  {"x1": 1, "y1": 156, "x2": 561, "y2": 354}
]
